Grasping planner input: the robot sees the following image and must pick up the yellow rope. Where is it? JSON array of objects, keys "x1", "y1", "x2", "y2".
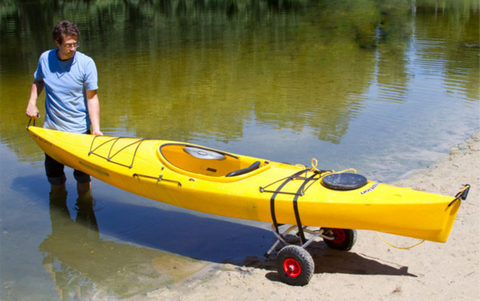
[
  {"x1": 376, "y1": 232, "x2": 425, "y2": 249},
  {"x1": 311, "y1": 158, "x2": 318, "y2": 171},
  {"x1": 332, "y1": 168, "x2": 357, "y2": 175},
  {"x1": 309, "y1": 158, "x2": 358, "y2": 177}
]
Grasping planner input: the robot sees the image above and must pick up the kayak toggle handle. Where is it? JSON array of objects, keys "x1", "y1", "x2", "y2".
[
  {"x1": 26, "y1": 114, "x2": 40, "y2": 129},
  {"x1": 448, "y1": 184, "x2": 471, "y2": 207}
]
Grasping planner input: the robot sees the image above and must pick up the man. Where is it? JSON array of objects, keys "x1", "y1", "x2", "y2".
[{"x1": 26, "y1": 20, "x2": 102, "y2": 192}]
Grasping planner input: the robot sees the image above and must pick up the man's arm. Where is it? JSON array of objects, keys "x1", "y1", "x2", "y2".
[
  {"x1": 86, "y1": 89, "x2": 103, "y2": 136},
  {"x1": 26, "y1": 80, "x2": 44, "y2": 118}
]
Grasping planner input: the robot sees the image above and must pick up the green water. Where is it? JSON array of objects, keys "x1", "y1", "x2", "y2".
[{"x1": 1, "y1": 0, "x2": 479, "y2": 300}]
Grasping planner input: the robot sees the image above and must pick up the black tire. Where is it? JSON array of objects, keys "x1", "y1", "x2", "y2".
[
  {"x1": 323, "y1": 228, "x2": 357, "y2": 251},
  {"x1": 276, "y1": 245, "x2": 314, "y2": 286}
]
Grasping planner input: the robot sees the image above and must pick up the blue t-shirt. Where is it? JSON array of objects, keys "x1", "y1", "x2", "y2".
[{"x1": 34, "y1": 49, "x2": 98, "y2": 133}]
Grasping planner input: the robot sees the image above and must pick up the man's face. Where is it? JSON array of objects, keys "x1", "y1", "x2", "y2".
[{"x1": 55, "y1": 35, "x2": 78, "y2": 60}]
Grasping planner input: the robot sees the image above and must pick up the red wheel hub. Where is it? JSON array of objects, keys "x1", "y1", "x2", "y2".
[
  {"x1": 331, "y1": 229, "x2": 346, "y2": 244},
  {"x1": 283, "y1": 258, "x2": 302, "y2": 278}
]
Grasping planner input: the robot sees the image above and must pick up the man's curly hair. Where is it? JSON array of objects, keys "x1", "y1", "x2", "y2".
[{"x1": 53, "y1": 20, "x2": 80, "y2": 44}]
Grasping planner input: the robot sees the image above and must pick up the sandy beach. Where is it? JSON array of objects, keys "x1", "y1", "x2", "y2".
[{"x1": 132, "y1": 131, "x2": 479, "y2": 301}]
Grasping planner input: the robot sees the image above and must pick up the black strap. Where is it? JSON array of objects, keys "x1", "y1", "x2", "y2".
[
  {"x1": 269, "y1": 170, "x2": 308, "y2": 233},
  {"x1": 292, "y1": 173, "x2": 319, "y2": 244}
]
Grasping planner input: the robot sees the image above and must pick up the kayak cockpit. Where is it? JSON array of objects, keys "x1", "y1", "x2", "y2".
[{"x1": 159, "y1": 143, "x2": 268, "y2": 178}]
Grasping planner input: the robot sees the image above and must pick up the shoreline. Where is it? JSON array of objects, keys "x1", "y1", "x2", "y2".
[
  {"x1": 134, "y1": 130, "x2": 480, "y2": 301},
  {"x1": 394, "y1": 129, "x2": 480, "y2": 186}
]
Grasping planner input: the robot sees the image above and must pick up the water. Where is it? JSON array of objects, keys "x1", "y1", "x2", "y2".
[{"x1": 1, "y1": 0, "x2": 479, "y2": 300}]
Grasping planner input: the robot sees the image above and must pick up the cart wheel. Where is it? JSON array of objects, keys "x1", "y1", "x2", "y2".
[
  {"x1": 324, "y1": 228, "x2": 357, "y2": 251},
  {"x1": 276, "y1": 245, "x2": 314, "y2": 286}
]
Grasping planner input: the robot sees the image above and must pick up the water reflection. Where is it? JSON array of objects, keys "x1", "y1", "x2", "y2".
[
  {"x1": 35, "y1": 183, "x2": 275, "y2": 299},
  {"x1": 1, "y1": 0, "x2": 478, "y2": 154},
  {"x1": 40, "y1": 189, "x2": 207, "y2": 299}
]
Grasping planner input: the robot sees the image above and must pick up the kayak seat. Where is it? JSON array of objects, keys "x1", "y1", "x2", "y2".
[
  {"x1": 322, "y1": 173, "x2": 367, "y2": 190},
  {"x1": 226, "y1": 161, "x2": 261, "y2": 177}
]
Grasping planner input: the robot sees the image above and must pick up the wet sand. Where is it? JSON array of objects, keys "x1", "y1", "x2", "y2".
[{"x1": 133, "y1": 130, "x2": 480, "y2": 301}]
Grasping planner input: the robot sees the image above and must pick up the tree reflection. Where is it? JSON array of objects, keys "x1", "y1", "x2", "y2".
[
  {"x1": 0, "y1": 0, "x2": 478, "y2": 159},
  {"x1": 40, "y1": 189, "x2": 205, "y2": 299}
]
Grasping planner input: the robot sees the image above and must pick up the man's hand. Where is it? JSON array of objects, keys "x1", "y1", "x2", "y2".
[
  {"x1": 86, "y1": 90, "x2": 102, "y2": 136},
  {"x1": 26, "y1": 80, "x2": 44, "y2": 119},
  {"x1": 92, "y1": 129, "x2": 103, "y2": 136},
  {"x1": 26, "y1": 102, "x2": 40, "y2": 119}
]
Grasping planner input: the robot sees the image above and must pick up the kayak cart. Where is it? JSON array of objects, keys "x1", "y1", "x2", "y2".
[
  {"x1": 263, "y1": 178, "x2": 470, "y2": 286},
  {"x1": 264, "y1": 225, "x2": 357, "y2": 286},
  {"x1": 261, "y1": 169, "x2": 363, "y2": 285}
]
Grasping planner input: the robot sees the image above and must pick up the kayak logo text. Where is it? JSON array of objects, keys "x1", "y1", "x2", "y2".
[{"x1": 360, "y1": 183, "x2": 379, "y2": 195}]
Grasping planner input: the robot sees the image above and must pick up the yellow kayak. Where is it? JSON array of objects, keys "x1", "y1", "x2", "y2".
[{"x1": 27, "y1": 126, "x2": 468, "y2": 243}]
